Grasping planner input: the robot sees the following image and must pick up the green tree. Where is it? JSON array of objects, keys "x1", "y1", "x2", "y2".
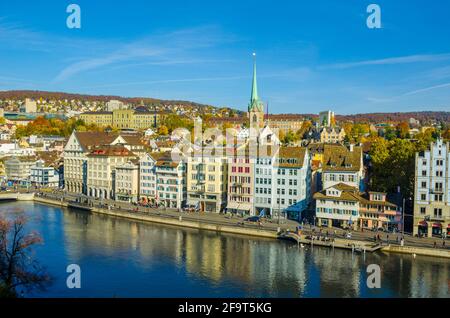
[{"x1": 369, "y1": 137, "x2": 434, "y2": 198}]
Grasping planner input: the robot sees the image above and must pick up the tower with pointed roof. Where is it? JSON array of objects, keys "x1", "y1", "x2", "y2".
[{"x1": 248, "y1": 53, "x2": 265, "y2": 129}]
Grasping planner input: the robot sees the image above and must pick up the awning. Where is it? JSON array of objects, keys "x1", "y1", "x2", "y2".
[
  {"x1": 187, "y1": 200, "x2": 200, "y2": 207},
  {"x1": 418, "y1": 221, "x2": 428, "y2": 227},
  {"x1": 432, "y1": 223, "x2": 442, "y2": 228},
  {"x1": 447, "y1": 224, "x2": 450, "y2": 229}
]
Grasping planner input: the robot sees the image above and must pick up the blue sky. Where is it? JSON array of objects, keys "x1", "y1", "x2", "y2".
[{"x1": 0, "y1": 0, "x2": 449, "y2": 114}]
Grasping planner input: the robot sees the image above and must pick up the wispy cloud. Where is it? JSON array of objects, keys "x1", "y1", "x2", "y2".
[
  {"x1": 402, "y1": 82, "x2": 450, "y2": 96},
  {"x1": 53, "y1": 46, "x2": 165, "y2": 82},
  {"x1": 52, "y1": 25, "x2": 235, "y2": 83},
  {"x1": 319, "y1": 53, "x2": 450, "y2": 70}
]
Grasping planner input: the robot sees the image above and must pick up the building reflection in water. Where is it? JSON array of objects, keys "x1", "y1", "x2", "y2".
[{"x1": 5, "y1": 203, "x2": 447, "y2": 297}]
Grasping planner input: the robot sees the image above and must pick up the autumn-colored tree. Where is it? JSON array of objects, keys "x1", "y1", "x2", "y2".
[
  {"x1": 282, "y1": 130, "x2": 296, "y2": 145},
  {"x1": 158, "y1": 125, "x2": 169, "y2": 135},
  {"x1": 163, "y1": 114, "x2": 193, "y2": 133},
  {"x1": 396, "y1": 122, "x2": 410, "y2": 139},
  {"x1": 296, "y1": 120, "x2": 312, "y2": 139},
  {"x1": 342, "y1": 122, "x2": 353, "y2": 136},
  {"x1": 0, "y1": 215, "x2": 51, "y2": 297},
  {"x1": 442, "y1": 129, "x2": 450, "y2": 140}
]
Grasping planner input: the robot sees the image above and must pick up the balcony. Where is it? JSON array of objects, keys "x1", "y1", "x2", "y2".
[
  {"x1": 430, "y1": 188, "x2": 444, "y2": 194},
  {"x1": 191, "y1": 185, "x2": 205, "y2": 193}
]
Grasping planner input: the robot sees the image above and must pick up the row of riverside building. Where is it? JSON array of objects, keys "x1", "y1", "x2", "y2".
[
  {"x1": 63, "y1": 57, "x2": 449, "y2": 236},
  {"x1": 64, "y1": 130, "x2": 450, "y2": 236},
  {"x1": 63, "y1": 128, "x2": 413, "y2": 232}
]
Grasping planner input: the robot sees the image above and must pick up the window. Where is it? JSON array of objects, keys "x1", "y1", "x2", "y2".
[
  {"x1": 420, "y1": 193, "x2": 426, "y2": 201},
  {"x1": 434, "y1": 208, "x2": 442, "y2": 218},
  {"x1": 422, "y1": 170, "x2": 427, "y2": 176},
  {"x1": 421, "y1": 181, "x2": 427, "y2": 188}
]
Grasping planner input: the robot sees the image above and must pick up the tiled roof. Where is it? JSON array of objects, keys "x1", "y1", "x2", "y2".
[
  {"x1": 209, "y1": 116, "x2": 246, "y2": 123},
  {"x1": 81, "y1": 111, "x2": 113, "y2": 115},
  {"x1": 120, "y1": 134, "x2": 144, "y2": 146},
  {"x1": 87, "y1": 144, "x2": 135, "y2": 157},
  {"x1": 314, "y1": 183, "x2": 398, "y2": 207},
  {"x1": 323, "y1": 144, "x2": 362, "y2": 172},
  {"x1": 155, "y1": 151, "x2": 181, "y2": 168},
  {"x1": 313, "y1": 183, "x2": 362, "y2": 202},
  {"x1": 36, "y1": 151, "x2": 61, "y2": 166},
  {"x1": 276, "y1": 147, "x2": 307, "y2": 168},
  {"x1": 264, "y1": 114, "x2": 303, "y2": 121},
  {"x1": 75, "y1": 131, "x2": 118, "y2": 150}
]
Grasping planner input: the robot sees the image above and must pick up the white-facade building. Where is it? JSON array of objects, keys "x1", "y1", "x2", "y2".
[
  {"x1": 30, "y1": 160, "x2": 60, "y2": 188},
  {"x1": 106, "y1": 99, "x2": 126, "y2": 111},
  {"x1": 5, "y1": 156, "x2": 36, "y2": 181},
  {"x1": 0, "y1": 142, "x2": 17, "y2": 156},
  {"x1": 139, "y1": 152, "x2": 158, "y2": 203},
  {"x1": 322, "y1": 144, "x2": 365, "y2": 191},
  {"x1": 254, "y1": 147, "x2": 311, "y2": 220},
  {"x1": 414, "y1": 139, "x2": 450, "y2": 237},
  {"x1": 115, "y1": 160, "x2": 140, "y2": 203},
  {"x1": 314, "y1": 183, "x2": 360, "y2": 229},
  {"x1": 155, "y1": 153, "x2": 186, "y2": 209},
  {"x1": 319, "y1": 110, "x2": 335, "y2": 127}
]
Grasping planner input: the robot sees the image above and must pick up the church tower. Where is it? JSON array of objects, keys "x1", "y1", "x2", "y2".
[{"x1": 248, "y1": 53, "x2": 265, "y2": 130}]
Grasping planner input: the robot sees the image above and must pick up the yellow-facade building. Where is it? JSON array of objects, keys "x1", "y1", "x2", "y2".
[
  {"x1": 80, "y1": 106, "x2": 165, "y2": 131},
  {"x1": 187, "y1": 148, "x2": 228, "y2": 213}
]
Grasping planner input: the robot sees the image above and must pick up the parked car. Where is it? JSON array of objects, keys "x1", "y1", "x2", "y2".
[{"x1": 244, "y1": 216, "x2": 261, "y2": 223}]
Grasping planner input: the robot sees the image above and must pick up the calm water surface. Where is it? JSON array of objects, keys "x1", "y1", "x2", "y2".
[{"x1": 1, "y1": 202, "x2": 449, "y2": 298}]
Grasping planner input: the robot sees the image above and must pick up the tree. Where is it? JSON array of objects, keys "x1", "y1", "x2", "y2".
[
  {"x1": 158, "y1": 125, "x2": 169, "y2": 135},
  {"x1": 369, "y1": 137, "x2": 433, "y2": 198},
  {"x1": 282, "y1": 130, "x2": 296, "y2": 145},
  {"x1": 442, "y1": 129, "x2": 450, "y2": 141},
  {"x1": 396, "y1": 122, "x2": 410, "y2": 139},
  {"x1": 0, "y1": 215, "x2": 51, "y2": 297},
  {"x1": 296, "y1": 120, "x2": 312, "y2": 139}
]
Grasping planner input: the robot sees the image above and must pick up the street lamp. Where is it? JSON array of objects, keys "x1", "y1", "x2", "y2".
[{"x1": 402, "y1": 197, "x2": 405, "y2": 236}]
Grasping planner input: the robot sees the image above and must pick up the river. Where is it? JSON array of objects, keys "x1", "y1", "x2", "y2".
[{"x1": 0, "y1": 201, "x2": 448, "y2": 298}]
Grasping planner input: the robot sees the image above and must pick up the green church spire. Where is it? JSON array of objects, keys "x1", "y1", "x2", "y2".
[
  {"x1": 249, "y1": 53, "x2": 263, "y2": 112},
  {"x1": 251, "y1": 52, "x2": 258, "y2": 104}
]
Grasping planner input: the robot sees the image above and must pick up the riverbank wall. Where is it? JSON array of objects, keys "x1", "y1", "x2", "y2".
[
  {"x1": 34, "y1": 196, "x2": 69, "y2": 207},
  {"x1": 381, "y1": 245, "x2": 450, "y2": 259},
  {"x1": 91, "y1": 206, "x2": 278, "y2": 239},
  {"x1": 34, "y1": 196, "x2": 277, "y2": 239},
  {"x1": 32, "y1": 196, "x2": 450, "y2": 259}
]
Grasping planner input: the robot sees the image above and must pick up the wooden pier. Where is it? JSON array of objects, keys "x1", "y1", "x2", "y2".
[{"x1": 278, "y1": 232, "x2": 383, "y2": 253}]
